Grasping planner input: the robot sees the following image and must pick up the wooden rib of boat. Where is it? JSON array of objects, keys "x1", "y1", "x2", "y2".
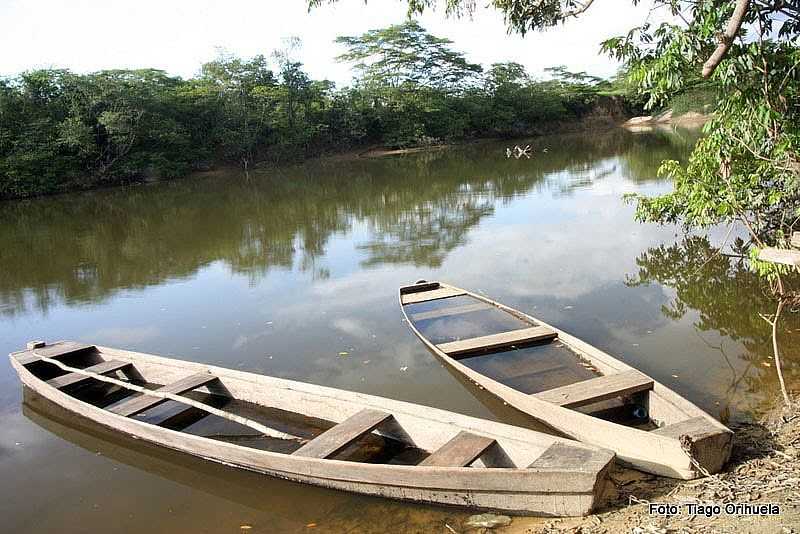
[
  {"x1": 9, "y1": 340, "x2": 614, "y2": 516},
  {"x1": 399, "y1": 281, "x2": 733, "y2": 480}
]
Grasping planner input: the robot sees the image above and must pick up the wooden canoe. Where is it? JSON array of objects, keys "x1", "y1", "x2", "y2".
[
  {"x1": 9, "y1": 340, "x2": 614, "y2": 516},
  {"x1": 399, "y1": 281, "x2": 733, "y2": 479}
]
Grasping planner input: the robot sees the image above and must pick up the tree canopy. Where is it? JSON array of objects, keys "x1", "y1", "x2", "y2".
[
  {"x1": 335, "y1": 20, "x2": 482, "y2": 91},
  {"x1": 0, "y1": 26, "x2": 623, "y2": 199}
]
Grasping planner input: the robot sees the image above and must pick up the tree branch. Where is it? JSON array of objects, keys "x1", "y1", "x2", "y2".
[
  {"x1": 702, "y1": 0, "x2": 750, "y2": 78},
  {"x1": 563, "y1": 0, "x2": 597, "y2": 19}
]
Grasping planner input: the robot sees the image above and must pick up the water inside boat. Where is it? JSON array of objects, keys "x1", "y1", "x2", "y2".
[{"x1": 405, "y1": 294, "x2": 656, "y2": 429}]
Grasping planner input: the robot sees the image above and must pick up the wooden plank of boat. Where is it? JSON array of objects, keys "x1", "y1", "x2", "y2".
[
  {"x1": 17, "y1": 341, "x2": 95, "y2": 366},
  {"x1": 401, "y1": 286, "x2": 464, "y2": 305},
  {"x1": 410, "y1": 302, "x2": 490, "y2": 322},
  {"x1": 532, "y1": 370, "x2": 653, "y2": 408},
  {"x1": 109, "y1": 373, "x2": 220, "y2": 417},
  {"x1": 47, "y1": 359, "x2": 133, "y2": 389},
  {"x1": 419, "y1": 431, "x2": 496, "y2": 467},
  {"x1": 399, "y1": 281, "x2": 733, "y2": 479},
  {"x1": 400, "y1": 281, "x2": 441, "y2": 294},
  {"x1": 293, "y1": 409, "x2": 393, "y2": 459},
  {"x1": 9, "y1": 340, "x2": 615, "y2": 516},
  {"x1": 438, "y1": 326, "x2": 557, "y2": 358}
]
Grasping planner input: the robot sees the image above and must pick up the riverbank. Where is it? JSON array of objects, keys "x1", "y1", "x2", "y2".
[
  {"x1": 623, "y1": 110, "x2": 710, "y2": 132},
  {"x1": 1, "y1": 110, "x2": 635, "y2": 202},
  {"x1": 497, "y1": 396, "x2": 799, "y2": 533}
]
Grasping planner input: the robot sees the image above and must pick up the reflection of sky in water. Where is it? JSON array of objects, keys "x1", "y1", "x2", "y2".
[{"x1": 0, "y1": 128, "x2": 797, "y2": 533}]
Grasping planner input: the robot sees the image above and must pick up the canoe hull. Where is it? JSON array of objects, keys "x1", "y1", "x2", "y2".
[
  {"x1": 399, "y1": 282, "x2": 732, "y2": 480},
  {"x1": 10, "y1": 344, "x2": 613, "y2": 516}
]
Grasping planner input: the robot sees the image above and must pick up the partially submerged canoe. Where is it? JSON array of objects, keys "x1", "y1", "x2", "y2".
[
  {"x1": 399, "y1": 281, "x2": 733, "y2": 479},
  {"x1": 10, "y1": 340, "x2": 614, "y2": 516}
]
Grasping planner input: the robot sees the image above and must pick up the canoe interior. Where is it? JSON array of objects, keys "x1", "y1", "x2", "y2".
[
  {"x1": 23, "y1": 351, "x2": 429, "y2": 465},
  {"x1": 404, "y1": 293, "x2": 653, "y2": 428}
]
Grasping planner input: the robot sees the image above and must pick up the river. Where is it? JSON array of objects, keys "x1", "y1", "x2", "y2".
[{"x1": 0, "y1": 128, "x2": 796, "y2": 532}]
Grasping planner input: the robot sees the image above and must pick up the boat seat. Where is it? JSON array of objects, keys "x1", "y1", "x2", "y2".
[
  {"x1": 46, "y1": 359, "x2": 133, "y2": 389},
  {"x1": 419, "y1": 431, "x2": 496, "y2": 467},
  {"x1": 401, "y1": 286, "x2": 465, "y2": 305},
  {"x1": 292, "y1": 409, "x2": 394, "y2": 459},
  {"x1": 437, "y1": 326, "x2": 557, "y2": 358},
  {"x1": 533, "y1": 369, "x2": 653, "y2": 408},
  {"x1": 409, "y1": 302, "x2": 490, "y2": 322},
  {"x1": 528, "y1": 442, "x2": 612, "y2": 470},
  {"x1": 17, "y1": 341, "x2": 96, "y2": 366},
  {"x1": 109, "y1": 373, "x2": 219, "y2": 417},
  {"x1": 399, "y1": 281, "x2": 441, "y2": 294}
]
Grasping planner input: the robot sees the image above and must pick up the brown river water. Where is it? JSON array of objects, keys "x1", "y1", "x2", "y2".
[{"x1": 1, "y1": 128, "x2": 797, "y2": 532}]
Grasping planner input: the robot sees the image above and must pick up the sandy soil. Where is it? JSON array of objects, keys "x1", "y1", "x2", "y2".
[{"x1": 494, "y1": 398, "x2": 800, "y2": 534}]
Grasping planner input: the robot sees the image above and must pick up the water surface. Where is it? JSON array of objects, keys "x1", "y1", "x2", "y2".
[{"x1": 1, "y1": 128, "x2": 797, "y2": 533}]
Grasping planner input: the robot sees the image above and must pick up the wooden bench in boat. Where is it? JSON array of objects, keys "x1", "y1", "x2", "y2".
[
  {"x1": 419, "y1": 431, "x2": 497, "y2": 467},
  {"x1": 438, "y1": 326, "x2": 557, "y2": 358},
  {"x1": 401, "y1": 286, "x2": 465, "y2": 305},
  {"x1": 109, "y1": 373, "x2": 220, "y2": 417},
  {"x1": 533, "y1": 370, "x2": 654, "y2": 408},
  {"x1": 47, "y1": 359, "x2": 133, "y2": 389},
  {"x1": 18, "y1": 341, "x2": 96, "y2": 366},
  {"x1": 293, "y1": 409, "x2": 393, "y2": 459},
  {"x1": 410, "y1": 302, "x2": 491, "y2": 322}
]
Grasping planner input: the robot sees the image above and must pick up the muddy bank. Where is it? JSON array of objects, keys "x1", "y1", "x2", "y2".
[
  {"x1": 496, "y1": 397, "x2": 799, "y2": 533},
  {"x1": 623, "y1": 109, "x2": 709, "y2": 131}
]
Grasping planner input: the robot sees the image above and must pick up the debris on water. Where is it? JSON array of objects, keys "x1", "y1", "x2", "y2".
[
  {"x1": 363, "y1": 360, "x2": 370, "y2": 364},
  {"x1": 564, "y1": 305, "x2": 574, "y2": 310},
  {"x1": 338, "y1": 351, "x2": 349, "y2": 357},
  {"x1": 400, "y1": 366, "x2": 408, "y2": 371},
  {"x1": 671, "y1": 374, "x2": 679, "y2": 378},
  {"x1": 444, "y1": 523, "x2": 457, "y2": 534},
  {"x1": 240, "y1": 525, "x2": 253, "y2": 531},
  {"x1": 464, "y1": 513, "x2": 511, "y2": 529},
  {"x1": 632, "y1": 343, "x2": 640, "y2": 347},
  {"x1": 305, "y1": 523, "x2": 317, "y2": 528}
]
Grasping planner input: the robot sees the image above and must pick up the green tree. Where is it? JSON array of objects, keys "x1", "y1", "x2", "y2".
[{"x1": 336, "y1": 20, "x2": 482, "y2": 91}]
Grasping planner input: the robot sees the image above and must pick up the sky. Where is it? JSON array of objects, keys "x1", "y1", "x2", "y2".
[{"x1": 0, "y1": 0, "x2": 657, "y2": 85}]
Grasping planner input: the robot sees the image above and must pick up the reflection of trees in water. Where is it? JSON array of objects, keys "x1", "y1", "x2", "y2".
[
  {"x1": 627, "y1": 235, "x2": 799, "y2": 412},
  {"x1": 0, "y1": 129, "x2": 695, "y2": 316},
  {"x1": 358, "y1": 197, "x2": 494, "y2": 267}
]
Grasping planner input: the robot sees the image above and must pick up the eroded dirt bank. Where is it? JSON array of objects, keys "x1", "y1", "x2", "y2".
[{"x1": 500, "y1": 398, "x2": 799, "y2": 534}]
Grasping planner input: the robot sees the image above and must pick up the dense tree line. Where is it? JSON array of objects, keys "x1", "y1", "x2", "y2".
[{"x1": 0, "y1": 21, "x2": 628, "y2": 199}]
